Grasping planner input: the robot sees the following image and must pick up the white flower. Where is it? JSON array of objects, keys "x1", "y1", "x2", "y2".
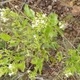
[
  {"x1": 65, "y1": 72, "x2": 73, "y2": 77},
  {"x1": 0, "y1": 8, "x2": 5, "y2": 12},
  {"x1": 8, "y1": 64, "x2": 15, "y2": 71},
  {"x1": 32, "y1": 24, "x2": 35, "y2": 28},
  {"x1": 2, "y1": 17, "x2": 9, "y2": 22},
  {"x1": 0, "y1": 11, "x2": 4, "y2": 17},
  {"x1": 41, "y1": 20, "x2": 45, "y2": 24},
  {"x1": 60, "y1": 24, "x2": 65, "y2": 29},
  {"x1": 33, "y1": 35, "x2": 36, "y2": 38},
  {"x1": 59, "y1": 22, "x2": 68, "y2": 30},
  {"x1": 42, "y1": 14, "x2": 46, "y2": 18},
  {"x1": 31, "y1": 14, "x2": 46, "y2": 28},
  {"x1": 0, "y1": 8, "x2": 9, "y2": 22},
  {"x1": 33, "y1": 35, "x2": 37, "y2": 40},
  {"x1": 36, "y1": 19, "x2": 39, "y2": 23},
  {"x1": 27, "y1": 70, "x2": 31, "y2": 73},
  {"x1": 8, "y1": 64, "x2": 13, "y2": 69},
  {"x1": 32, "y1": 19, "x2": 39, "y2": 28},
  {"x1": 9, "y1": 72, "x2": 14, "y2": 76},
  {"x1": 59, "y1": 22, "x2": 62, "y2": 25}
]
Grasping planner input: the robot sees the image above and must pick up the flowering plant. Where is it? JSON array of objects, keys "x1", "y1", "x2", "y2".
[{"x1": 0, "y1": 5, "x2": 63, "y2": 79}]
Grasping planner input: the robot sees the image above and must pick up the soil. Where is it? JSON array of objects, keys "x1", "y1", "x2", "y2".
[{"x1": 0, "y1": 0, "x2": 80, "y2": 80}]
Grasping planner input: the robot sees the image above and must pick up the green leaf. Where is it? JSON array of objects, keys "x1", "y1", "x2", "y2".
[
  {"x1": 52, "y1": 30, "x2": 58, "y2": 37},
  {"x1": 0, "y1": 54, "x2": 2, "y2": 59},
  {"x1": 0, "y1": 33, "x2": 11, "y2": 41},
  {"x1": 22, "y1": 19, "x2": 28, "y2": 28},
  {"x1": 0, "y1": 58, "x2": 8, "y2": 65},
  {"x1": 48, "y1": 13, "x2": 58, "y2": 26},
  {"x1": 31, "y1": 57, "x2": 39, "y2": 65},
  {"x1": 31, "y1": 57, "x2": 43, "y2": 74},
  {"x1": 45, "y1": 26, "x2": 53, "y2": 38},
  {"x1": 0, "y1": 67, "x2": 8, "y2": 77},
  {"x1": 14, "y1": 54, "x2": 24, "y2": 62},
  {"x1": 8, "y1": 63, "x2": 18, "y2": 74},
  {"x1": 56, "y1": 52, "x2": 63, "y2": 62},
  {"x1": 0, "y1": 68, "x2": 5, "y2": 77},
  {"x1": 18, "y1": 61, "x2": 25, "y2": 72},
  {"x1": 24, "y1": 4, "x2": 35, "y2": 19},
  {"x1": 29, "y1": 71, "x2": 37, "y2": 80},
  {"x1": 0, "y1": 40, "x2": 5, "y2": 49},
  {"x1": 51, "y1": 42, "x2": 59, "y2": 50},
  {"x1": 68, "y1": 49, "x2": 77, "y2": 56},
  {"x1": 37, "y1": 59, "x2": 43, "y2": 74}
]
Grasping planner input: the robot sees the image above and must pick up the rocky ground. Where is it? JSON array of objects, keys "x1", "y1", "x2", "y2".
[{"x1": 0, "y1": 0, "x2": 80, "y2": 80}]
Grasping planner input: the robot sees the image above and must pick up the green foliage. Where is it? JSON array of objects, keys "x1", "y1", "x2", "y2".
[
  {"x1": 24, "y1": 4, "x2": 35, "y2": 19},
  {"x1": 56, "y1": 51, "x2": 63, "y2": 62},
  {"x1": 0, "y1": 33, "x2": 11, "y2": 41},
  {"x1": 0, "y1": 5, "x2": 63, "y2": 79},
  {"x1": 48, "y1": 13, "x2": 58, "y2": 26},
  {"x1": 64, "y1": 46, "x2": 80, "y2": 77}
]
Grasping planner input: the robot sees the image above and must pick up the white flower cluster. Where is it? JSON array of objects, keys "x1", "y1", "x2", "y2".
[
  {"x1": 59, "y1": 21, "x2": 68, "y2": 30},
  {"x1": 0, "y1": 8, "x2": 9, "y2": 22},
  {"x1": 9, "y1": 72, "x2": 14, "y2": 76},
  {"x1": 8, "y1": 64, "x2": 15, "y2": 76},
  {"x1": 32, "y1": 14, "x2": 46, "y2": 28},
  {"x1": 65, "y1": 72, "x2": 73, "y2": 77},
  {"x1": 42, "y1": 14, "x2": 46, "y2": 18}
]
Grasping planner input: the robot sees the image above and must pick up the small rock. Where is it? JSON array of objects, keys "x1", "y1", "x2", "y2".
[{"x1": 48, "y1": 5, "x2": 52, "y2": 10}]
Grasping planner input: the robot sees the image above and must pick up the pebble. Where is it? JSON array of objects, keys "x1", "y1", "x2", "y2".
[{"x1": 48, "y1": 5, "x2": 52, "y2": 10}]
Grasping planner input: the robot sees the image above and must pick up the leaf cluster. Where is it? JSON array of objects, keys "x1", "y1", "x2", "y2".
[{"x1": 0, "y1": 5, "x2": 63, "y2": 79}]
